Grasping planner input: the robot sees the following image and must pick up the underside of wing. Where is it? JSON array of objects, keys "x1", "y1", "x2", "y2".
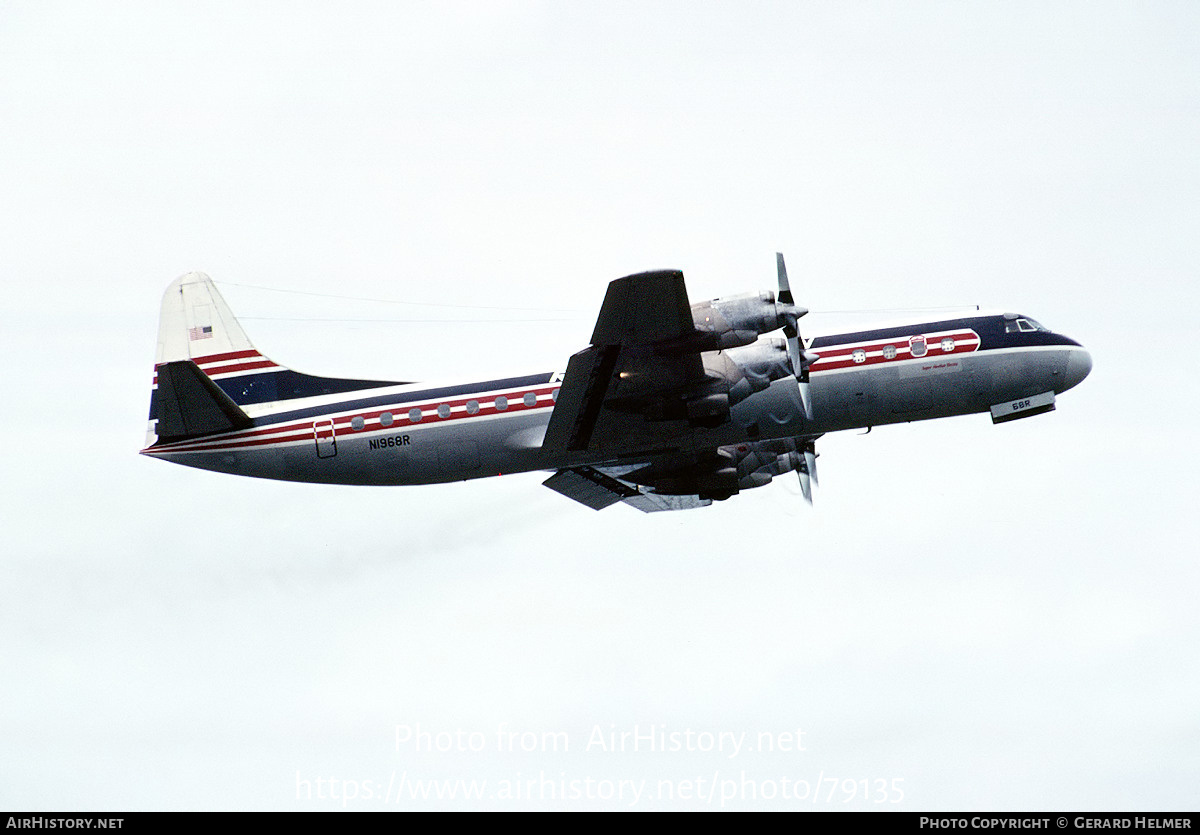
[
  {"x1": 541, "y1": 433, "x2": 820, "y2": 513},
  {"x1": 541, "y1": 466, "x2": 712, "y2": 513}
]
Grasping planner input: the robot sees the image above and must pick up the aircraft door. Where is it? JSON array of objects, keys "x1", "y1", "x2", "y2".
[{"x1": 314, "y1": 419, "x2": 337, "y2": 458}]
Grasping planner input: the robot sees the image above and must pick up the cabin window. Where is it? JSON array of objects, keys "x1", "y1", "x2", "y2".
[
  {"x1": 523, "y1": 392, "x2": 537, "y2": 406},
  {"x1": 495, "y1": 396, "x2": 508, "y2": 411},
  {"x1": 408, "y1": 408, "x2": 422, "y2": 423},
  {"x1": 940, "y1": 337, "x2": 955, "y2": 352},
  {"x1": 882, "y1": 345, "x2": 897, "y2": 360},
  {"x1": 466, "y1": 400, "x2": 480, "y2": 415},
  {"x1": 437, "y1": 404, "x2": 451, "y2": 418},
  {"x1": 380, "y1": 412, "x2": 393, "y2": 427},
  {"x1": 350, "y1": 416, "x2": 365, "y2": 431}
]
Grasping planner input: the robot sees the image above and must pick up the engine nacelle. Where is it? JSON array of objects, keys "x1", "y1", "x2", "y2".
[
  {"x1": 630, "y1": 391, "x2": 730, "y2": 428},
  {"x1": 626, "y1": 449, "x2": 740, "y2": 499},
  {"x1": 623, "y1": 436, "x2": 818, "y2": 501},
  {"x1": 611, "y1": 338, "x2": 801, "y2": 430},
  {"x1": 690, "y1": 292, "x2": 805, "y2": 350},
  {"x1": 725, "y1": 440, "x2": 816, "y2": 491},
  {"x1": 701, "y1": 338, "x2": 796, "y2": 409}
]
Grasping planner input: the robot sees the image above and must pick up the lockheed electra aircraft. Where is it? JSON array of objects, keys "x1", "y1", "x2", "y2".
[{"x1": 142, "y1": 256, "x2": 1092, "y2": 512}]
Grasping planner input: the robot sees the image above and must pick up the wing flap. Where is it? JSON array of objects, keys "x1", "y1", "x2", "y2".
[
  {"x1": 542, "y1": 346, "x2": 620, "y2": 453},
  {"x1": 621, "y1": 492, "x2": 713, "y2": 513},
  {"x1": 542, "y1": 466, "x2": 713, "y2": 513},
  {"x1": 542, "y1": 466, "x2": 640, "y2": 510}
]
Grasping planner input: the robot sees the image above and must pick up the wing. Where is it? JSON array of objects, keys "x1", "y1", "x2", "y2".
[
  {"x1": 541, "y1": 435, "x2": 820, "y2": 513},
  {"x1": 541, "y1": 266, "x2": 821, "y2": 513},
  {"x1": 542, "y1": 269, "x2": 713, "y2": 457},
  {"x1": 541, "y1": 465, "x2": 712, "y2": 513}
]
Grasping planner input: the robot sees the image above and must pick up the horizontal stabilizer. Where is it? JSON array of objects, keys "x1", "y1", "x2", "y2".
[{"x1": 154, "y1": 360, "x2": 253, "y2": 442}]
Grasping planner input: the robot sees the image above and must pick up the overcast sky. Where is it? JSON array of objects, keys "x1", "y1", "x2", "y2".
[{"x1": 2, "y1": 1, "x2": 1198, "y2": 811}]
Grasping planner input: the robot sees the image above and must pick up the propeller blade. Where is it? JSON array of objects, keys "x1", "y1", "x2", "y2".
[
  {"x1": 786, "y1": 333, "x2": 802, "y2": 376},
  {"x1": 776, "y1": 253, "x2": 806, "y2": 334},
  {"x1": 777, "y1": 252, "x2": 814, "y2": 421},
  {"x1": 798, "y1": 379, "x2": 814, "y2": 422},
  {"x1": 804, "y1": 448, "x2": 819, "y2": 486},
  {"x1": 797, "y1": 470, "x2": 813, "y2": 505},
  {"x1": 776, "y1": 252, "x2": 793, "y2": 305}
]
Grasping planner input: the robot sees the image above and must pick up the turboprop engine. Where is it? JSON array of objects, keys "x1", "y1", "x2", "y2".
[
  {"x1": 624, "y1": 436, "x2": 821, "y2": 503},
  {"x1": 683, "y1": 254, "x2": 820, "y2": 421},
  {"x1": 689, "y1": 292, "x2": 806, "y2": 350},
  {"x1": 614, "y1": 254, "x2": 818, "y2": 431},
  {"x1": 697, "y1": 337, "x2": 797, "y2": 414},
  {"x1": 628, "y1": 337, "x2": 798, "y2": 429}
]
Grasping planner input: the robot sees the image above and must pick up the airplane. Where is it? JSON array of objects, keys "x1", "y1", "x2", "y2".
[{"x1": 141, "y1": 256, "x2": 1092, "y2": 512}]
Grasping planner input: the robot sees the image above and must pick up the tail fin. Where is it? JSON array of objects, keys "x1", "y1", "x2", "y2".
[
  {"x1": 145, "y1": 272, "x2": 405, "y2": 448},
  {"x1": 154, "y1": 271, "x2": 258, "y2": 365},
  {"x1": 146, "y1": 272, "x2": 264, "y2": 446}
]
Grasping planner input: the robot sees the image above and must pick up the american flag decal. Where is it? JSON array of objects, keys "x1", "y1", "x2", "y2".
[{"x1": 189, "y1": 325, "x2": 213, "y2": 341}]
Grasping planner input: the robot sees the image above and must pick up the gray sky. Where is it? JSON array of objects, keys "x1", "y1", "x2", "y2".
[{"x1": 2, "y1": 1, "x2": 1197, "y2": 810}]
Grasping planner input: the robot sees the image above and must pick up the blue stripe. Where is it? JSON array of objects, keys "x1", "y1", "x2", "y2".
[
  {"x1": 149, "y1": 369, "x2": 403, "y2": 419},
  {"x1": 246, "y1": 372, "x2": 558, "y2": 428},
  {"x1": 810, "y1": 315, "x2": 1081, "y2": 352},
  {"x1": 213, "y1": 369, "x2": 405, "y2": 406}
]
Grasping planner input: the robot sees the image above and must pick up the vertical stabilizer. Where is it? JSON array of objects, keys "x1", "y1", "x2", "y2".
[
  {"x1": 144, "y1": 272, "x2": 405, "y2": 449},
  {"x1": 155, "y1": 272, "x2": 256, "y2": 365},
  {"x1": 146, "y1": 272, "x2": 267, "y2": 447}
]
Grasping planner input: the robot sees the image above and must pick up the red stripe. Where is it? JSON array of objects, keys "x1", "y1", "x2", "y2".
[
  {"x1": 203, "y1": 359, "x2": 279, "y2": 376},
  {"x1": 155, "y1": 430, "x2": 314, "y2": 454},
  {"x1": 153, "y1": 357, "x2": 276, "y2": 384},
  {"x1": 153, "y1": 385, "x2": 562, "y2": 452},
  {"x1": 192, "y1": 349, "x2": 262, "y2": 363},
  {"x1": 813, "y1": 331, "x2": 979, "y2": 358},
  {"x1": 816, "y1": 344, "x2": 978, "y2": 372},
  {"x1": 812, "y1": 332, "x2": 980, "y2": 373},
  {"x1": 329, "y1": 387, "x2": 559, "y2": 431}
]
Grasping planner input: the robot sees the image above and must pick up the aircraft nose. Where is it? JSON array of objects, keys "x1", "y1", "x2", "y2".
[{"x1": 1061, "y1": 348, "x2": 1092, "y2": 392}]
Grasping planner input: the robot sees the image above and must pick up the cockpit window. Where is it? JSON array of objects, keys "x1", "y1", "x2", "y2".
[{"x1": 1005, "y1": 316, "x2": 1049, "y2": 334}]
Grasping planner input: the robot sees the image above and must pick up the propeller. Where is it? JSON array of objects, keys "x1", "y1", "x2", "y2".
[
  {"x1": 776, "y1": 252, "x2": 819, "y2": 421},
  {"x1": 775, "y1": 445, "x2": 819, "y2": 506},
  {"x1": 797, "y1": 468, "x2": 813, "y2": 504},
  {"x1": 788, "y1": 442, "x2": 820, "y2": 505},
  {"x1": 801, "y1": 439, "x2": 819, "y2": 487}
]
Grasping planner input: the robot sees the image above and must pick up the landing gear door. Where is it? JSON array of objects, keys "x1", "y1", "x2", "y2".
[{"x1": 314, "y1": 419, "x2": 337, "y2": 458}]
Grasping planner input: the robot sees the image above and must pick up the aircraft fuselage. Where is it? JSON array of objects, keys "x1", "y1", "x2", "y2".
[{"x1": 142, "y1": 311, "x2": 1091, "y2": 487}]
